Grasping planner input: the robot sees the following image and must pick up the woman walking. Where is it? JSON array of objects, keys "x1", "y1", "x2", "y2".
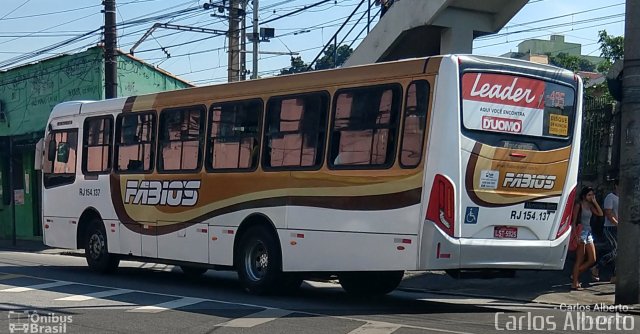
[{"x1": 571, "y1": 186, "x2": 603, "y2": 290}]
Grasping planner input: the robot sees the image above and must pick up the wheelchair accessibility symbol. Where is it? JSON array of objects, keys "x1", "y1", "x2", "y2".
[{"x1": 465, "y1": 207, "x2": 479, "y2": 224}]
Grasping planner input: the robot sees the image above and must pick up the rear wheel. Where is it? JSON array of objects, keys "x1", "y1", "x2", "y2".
[
  {"x1": 236, "y1": 226, "x2": 289, "y2": 294},
  {"x1": 84, "y1": 218, "x2": 119, "y2": 273},
  {"x1": 339, "y1": 271, "x2": 404, "y2": 296}
]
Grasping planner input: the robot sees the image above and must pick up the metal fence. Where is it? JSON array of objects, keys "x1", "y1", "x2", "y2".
[{"x1": 579, "y1": 97, "x2": 617, "y2": 181}]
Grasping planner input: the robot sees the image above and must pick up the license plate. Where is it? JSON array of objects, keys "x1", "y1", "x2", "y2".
[{"x1": 494, "y1": 226, "x2": 518, "y2": 239}]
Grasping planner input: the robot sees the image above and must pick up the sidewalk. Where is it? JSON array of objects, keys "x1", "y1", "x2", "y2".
[
  {"x1": 398, "y1": 257, "x2": 640, "y2": 315},
  {"x1": 0, "y1": 239, "x2": 65, "y2": 254}
]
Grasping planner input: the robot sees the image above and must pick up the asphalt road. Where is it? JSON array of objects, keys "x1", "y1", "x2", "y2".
[{"x1": 0, "y1": 251, "x2": 637, "y2": 334}]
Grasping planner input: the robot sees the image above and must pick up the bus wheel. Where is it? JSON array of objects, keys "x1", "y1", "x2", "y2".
[
  {"x1": 180, "y1": 266, "x2": 208, "y2": 276},
  {"x1": 84, "y1": 218, "x2": 119, "y2": 274},
  {"x1": 339, "y1": 271, "x2": 404, "y2": 296},
  {"x1": 237, "y1": 226, "x2": 282, "y2": 294}
]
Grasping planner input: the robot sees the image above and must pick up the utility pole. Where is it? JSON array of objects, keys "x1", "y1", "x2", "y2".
[
  {"x1": 252, "y1": 0, "x2": 259, "y2": 79},
  {"x1": 104, "y1": 0, "x2": 118, "y2": 99},
  {"x1": 616, "y1": 0, "x2": 640, "y2": 305},
  {"x1": 240, "y1": 0, "x2": 247, "y2": 80},
  {"x1": 228, "y1": 0, "x2": 242, "y2": 82}
]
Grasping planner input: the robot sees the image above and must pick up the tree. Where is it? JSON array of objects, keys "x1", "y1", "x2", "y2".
[
  {"x1": 583, "y1": 30, "x2": 625, "y2": 100},
  {"x1": 314, "y1": 44, "x2": 354, "y2": 70},
  {"x1": 280, "y1": 56, "x2": 309, "y2": 75},
  {"x1": 548, "y1": 52, "x2": 595, "y2": 73},
  {"x1": 278, "y1": 44, "x2": 354, "y2": 76},
  {"x1": 598, "y1": 30, "x2": 624, "y2": 63},
  {"x1": 596, "y1": 30, "x2": 624, "y2": 73}
]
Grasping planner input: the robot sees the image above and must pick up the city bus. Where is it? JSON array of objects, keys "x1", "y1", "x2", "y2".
[{"x1": 39, "y1": 55, "x2": 582, "y2": 295}]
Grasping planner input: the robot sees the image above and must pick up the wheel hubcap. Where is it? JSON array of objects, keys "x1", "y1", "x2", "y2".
[
  {"x1": 89, "y1": 232, "x2": 104, "y2": 260},
  {"x1": 245, "y1": 241, "x2": 268, "y2": 281}
]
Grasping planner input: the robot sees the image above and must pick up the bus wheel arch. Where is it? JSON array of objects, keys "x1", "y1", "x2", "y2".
[
  {"x1": 234, "y1": 213, "x2": 281, "y2": 263},
  {"x1": 79, "y1": 209, "x2": 119, "y2": 273},
  {"x1": 234, "y1": 214, "x2": 300, "y2": 294},
  {"x1": 76, "y1": 208, "x2": 102, "y2": 250}
]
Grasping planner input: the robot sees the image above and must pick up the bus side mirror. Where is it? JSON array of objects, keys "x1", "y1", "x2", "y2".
[
  {"x1": 47, "y1": 138, "x2": 57, "y2": 162},
  {"x1": 56, "y1": 142, "x2": 69, "y2": 164}
]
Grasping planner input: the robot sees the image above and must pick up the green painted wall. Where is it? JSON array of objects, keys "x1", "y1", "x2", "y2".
[
  {"x1": 0, "y1": 47, "x2": 191, "y2": 137},
  {"x1": 0, "y1": 51, "x2": 102, "y2": 137},
  {"x1": 116, "y1": 55, "x2": 192, "y2": 97},
  {"x1": 0, "y1": 151, "x2": 40, "y2": 241},
  {"x1": 0, "y1": 46, "x2": 191, "y2": 240}
]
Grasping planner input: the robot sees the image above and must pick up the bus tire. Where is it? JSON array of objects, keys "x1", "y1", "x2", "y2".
[
  {"x1": 339, "y1": 271, "x2": 404, "y2": 296},
  {"x1": 180, "y1": 266, "x2": 208, "y2": 276},
  {"x1": 236, "y1": 226, "x2": 283, "y2": 295},
  {"x1": 84, "y1": 218, "x2": 119, "y2": 274}
]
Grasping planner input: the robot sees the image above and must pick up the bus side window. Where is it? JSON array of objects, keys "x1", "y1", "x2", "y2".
[
  {"x1": 43, "y1": 129, "x2": 78, "y2": 188},
  {"x1": 158, "y1": 106, "x2": 205, "y2": 173},
  {"x1": 263, "y1": 92, "x2": 329, "y2": 170},
  {"x1": 206, "y1": 99, "x2": 262, "y2": 171},
  {"x1": 114, "y1": 112, "x2": 156, "y2": 173},
  {"x1": 400, "y1": 80, "x2": 430, "y2": 168},
  {"x1": 82, "y1": 116, "x2": 113, "y2": 174},
  {"x1": 329, "y1": 84, "x2": 401, "y2": 169}
]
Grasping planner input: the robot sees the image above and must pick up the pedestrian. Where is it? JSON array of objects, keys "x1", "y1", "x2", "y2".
[
  {"x1": 571, "y1": 186, "x2": 603, "y2": 290},
  {"x1": 591, "y1": 180, "x2": 619, "y2": 283}
]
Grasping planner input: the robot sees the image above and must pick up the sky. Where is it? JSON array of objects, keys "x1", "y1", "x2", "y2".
[{"x1": 0, "y1": 0, "x2": 626, "y2": 87}]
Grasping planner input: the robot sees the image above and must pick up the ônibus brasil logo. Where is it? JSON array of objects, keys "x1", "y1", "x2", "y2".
[{"x1": 125, "y1": 180, "x2": 201, "y2": 207}]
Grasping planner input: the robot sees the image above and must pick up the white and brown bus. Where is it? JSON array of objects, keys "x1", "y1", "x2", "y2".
[{"x1": 39, "y1": 55, "x2": 582, "y2": 295}]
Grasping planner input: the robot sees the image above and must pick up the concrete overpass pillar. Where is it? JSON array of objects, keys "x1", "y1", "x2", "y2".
[
  {"x1": 344, "y1": 0, "x2": 528, "y2": 67},
  {"x1": 440, "y1": 27, "x2": 473, "y2": 54}
]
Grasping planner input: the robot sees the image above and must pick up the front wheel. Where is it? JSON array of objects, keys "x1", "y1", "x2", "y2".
[
  {"x1": 339, "y1": 271, "x2": 404, "y2": 296},
  {"x1": 84, "y1": 219, "x2": 119, "y2": 273},
  {"x1": 236, "y1": 226, "x2": 285, "y2": 295}
]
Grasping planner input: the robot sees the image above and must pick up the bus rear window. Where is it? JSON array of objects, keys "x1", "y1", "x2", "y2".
[{"x1": 461, "y1": 72, "x2": 575, "y2": 146}]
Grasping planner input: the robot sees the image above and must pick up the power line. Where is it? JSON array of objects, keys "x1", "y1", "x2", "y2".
[
  {"x1": 502, "y1": 3, "x2": 624, "y2": 30},
  {"x1": 0, "y1": 4, "x2": 99, "y2": 21},
  {"x1": 0, "y1": 0, "x2": 31, "y2": 21},
  {"x1": 474, "y1": 18, "x2": 624, "y2": 51}
]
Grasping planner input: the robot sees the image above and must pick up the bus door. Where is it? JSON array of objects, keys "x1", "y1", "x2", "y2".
[
  {"x1": 459, "y1": 72, "x2": 577, "y2": 242},
  {"x1": 42, "y1": 124, "x2": 79, "y2": 249}
]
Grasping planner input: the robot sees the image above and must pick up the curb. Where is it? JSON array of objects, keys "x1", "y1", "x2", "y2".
[{"x1": 397, "y1": 286, "x2": 640, "y2": 316}]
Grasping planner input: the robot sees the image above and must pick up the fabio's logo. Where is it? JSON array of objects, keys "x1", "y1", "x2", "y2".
[
  {"x1": 503, "y1": 173, "x2": 556, "y2": 190},
  {"x1": 125, "y1": 180, "x2": 201, "y2": 206}
]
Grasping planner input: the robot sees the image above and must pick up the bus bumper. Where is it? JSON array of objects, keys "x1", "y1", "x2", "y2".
[
  {"x1": 457, "y1": 232, "x2": 570, "y2": 270},
  {"x1": 419, "y1": 222, "x2": 570, "y2": 270}
]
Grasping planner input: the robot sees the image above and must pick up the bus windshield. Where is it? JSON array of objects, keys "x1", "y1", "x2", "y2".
[{"x1": 461, "y1": 72, "x2": 575, "y2": 149}]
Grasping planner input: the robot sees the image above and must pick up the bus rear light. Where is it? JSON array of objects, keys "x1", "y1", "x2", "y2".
[
  {"x1": 556, "y1": 186, "x2": 576, "y2": 239},
  {"x1": 426, "y1": 174, "x2": 455, "y2": 237}
]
